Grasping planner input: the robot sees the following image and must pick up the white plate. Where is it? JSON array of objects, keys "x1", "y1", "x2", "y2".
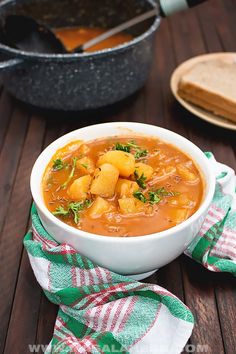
[{"x1": 170, "y1": 52, "x2": 236, "y2": 131}]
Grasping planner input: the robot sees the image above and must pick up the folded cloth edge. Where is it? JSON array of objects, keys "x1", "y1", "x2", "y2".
[
  {"x1": 185, "y1": 152, "x2": 236, "y2": 276},
  {"x1": 24, "y1": 205, "x2": 194, "y2": 354}
]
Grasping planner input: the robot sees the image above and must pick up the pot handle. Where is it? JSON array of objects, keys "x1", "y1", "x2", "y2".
[
  {"x1": 0, "y1": 57, "x2": 23, "y2": 71},
  {"x1": 159, "y1": 0, "x2": 207, "y2": 17}
]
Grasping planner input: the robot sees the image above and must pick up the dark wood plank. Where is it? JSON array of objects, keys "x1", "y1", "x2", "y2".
[
  {"x1": 4, "y1": 250, "x2": 42, "y2": 354},
  {"x1": 0, "y1": 107, "x2": 29, "y2": 238},
  {"x1": 143, "y1": 32, "x2": 166, "y2": 127},
  {"x1": 215, "y1": 275, "x2": 236, "y2": 354},
  {"x1": 35, "y1": 295, "x2": 58, "y2": 351},
  {"x1": 209, "y1": 0, "x2": 236, "y2": 52},
  {"x1": 0, "y1": 90, "x2": 13, "y2": 152},
  {"x1": 181, "y1": 257, "x2": 226, "y2": 354},
  {"x1": 196, "y1": 1, "x2": 222, "y2": 53},
  {"x1": 218, "y1": 0, "x2": 236, "y2": 50},
  {"x1": 0, "y1": 115, "x2": 46, "y2": 354}
]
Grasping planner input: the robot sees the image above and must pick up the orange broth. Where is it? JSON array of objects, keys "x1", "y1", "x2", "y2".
[
  {"x1": 42, "y1": 136, "x2": 204, "y2": 237},
  {"x1": 54, "y1": 27, "x2": 133, "y2": 52}
]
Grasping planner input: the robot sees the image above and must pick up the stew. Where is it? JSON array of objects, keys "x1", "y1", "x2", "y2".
[
  {"x1": 43, "y1": 136, "x2": 204, "y2": 237},
  {"x1": 54, "y1": 27, "x2": 133, "y2": 52}
]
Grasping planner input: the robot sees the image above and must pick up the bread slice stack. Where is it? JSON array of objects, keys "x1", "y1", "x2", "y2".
[{"x1": 178, "y1": 60, "x2": 236, "y2": 123}]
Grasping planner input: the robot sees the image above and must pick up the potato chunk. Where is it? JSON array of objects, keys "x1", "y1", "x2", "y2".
[
  {"x1": 98, "y1": 151, "x2": 135, "y2": 177},
  {"x1": 115, "y1": 178, "x2": 139, "y2": 198},
  {"x1": 76, "y1": 156, "x2": 95, "y2": 175},
  {"x1": 118, "y1": 198, "x2": 137, "y2": 214},
  {"x1": 88, "y1": 197, "x2": 111, "y2": 218},
  {"x1": 135, "y1": 163, "x2": 153, "y2": 181},
  {"x1": 90, "y1": 163, "x2": 119, "y2": 197},
  {"x1": 118, "y1": 197, "x2": 145, "y2": 214},
  {"x1": 169, "y1": 208, "x2": 189, "y2": 224},
  {"x1": 67, "y1": 175, "x2": 92, "y2": 201},
  {"x1": 176, "y1": 164, "x2": 198, "y2": 182}
]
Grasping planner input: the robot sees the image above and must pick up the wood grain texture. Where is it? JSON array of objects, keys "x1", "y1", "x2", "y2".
[
  {"x1": 0, "y1": 91, "x2": 13, "y2": 151},
  {"x1": 0, "y1": 0, "x2": 235, "y2": 353},
  {"x1": 0, "y1": 106, "x2": 29, "y2": 238},
  {"x1": 0, "y1": 115, "x2": 46, "y2": 353}
]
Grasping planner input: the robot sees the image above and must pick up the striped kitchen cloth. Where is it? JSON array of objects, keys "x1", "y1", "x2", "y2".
[
  {"x1": 24, "y1": 153, "x2": 236, "y2": 353},
  {"x1": 24, "y1": 204, "x2": 194, "y2": 354},
  {"x1": 185, "y1": 152, "x2": 236, "y2": 276}
]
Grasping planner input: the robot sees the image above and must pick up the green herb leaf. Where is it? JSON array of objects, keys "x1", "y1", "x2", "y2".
[
  {"x1": 148, "y1": 191, "x2": 161, "y2": 204},
  {"x1": 114, "y1": 143, "x2": 131, "y2": 153},
  {"x1": 68, "y1": 199, "x2": 92, "y2": 224},
  {"x1": 127, "y1": 141, "x2": 139, "y2": 149},
  {"x1": 148, "y1": 188, "x2": 180, "y2": 205},
  {"x1": 134, "y1": 170, "x2": 147, "y2": 189},
  {"x1": 61, "y1": 157, "x2": 78, "y2": 189},
  {"x1": 52, "y1": 206, "x2": 70, "y2": 217},
  {"x1": 53, "y1": 158, "x2": 66, "y2": 171},
  {"x1": 83, "y1": 199, "x2": 92, "y2": 208},
  {"x1": 134, "y1": 149, "x2": 148, "y2": 159},
  {"x1": 52, "y1": 199, "x2": 92, "y2": 224},
  {"x1": 68, "y1": 201, "x2": 84, "y2": 224},
  {"x1": 155, "y1": 187, "x2": 180, "y2": 197},
  {"x1": 128, "y1": 141, "x2": 148, "y2": 160},
  {"x1": 133, "y1": 191, "x2": 147, "y2": 203},
  {"x1": 114, "y1": 141, "x2": 148, "y2": 160}
]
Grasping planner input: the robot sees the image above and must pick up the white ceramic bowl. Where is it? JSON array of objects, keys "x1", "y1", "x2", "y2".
[{"x1": 30, "y1": 122, "x2": 215, "y2": 280}]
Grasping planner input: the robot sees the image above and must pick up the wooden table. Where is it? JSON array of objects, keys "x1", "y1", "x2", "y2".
[{"x1": 0, "y1": 0, "x2": 236, "y2": 353}]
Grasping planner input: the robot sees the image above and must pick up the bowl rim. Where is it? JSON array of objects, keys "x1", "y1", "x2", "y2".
[
  {"x1": 30, "y1": 122, "x2": 216, "y2": 243},
  {"x1": 0, "y1": 0, "x2": 161, "y2": 61}
]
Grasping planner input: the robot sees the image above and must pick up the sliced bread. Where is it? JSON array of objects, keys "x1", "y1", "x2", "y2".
[{"x1": 178, "y1": 60, "x2": 236, "y2": 122}]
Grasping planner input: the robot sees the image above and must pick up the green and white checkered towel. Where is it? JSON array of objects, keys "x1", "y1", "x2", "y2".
[
  {"x1": 24, "y1": 204, "x2": 194, "y2": 354},
  {"x1": 24, "y1": 153, "x2": 236, "y2": 354},
  {"x1": 185, "y1": 153, "x2": 236, "y2": 276}
]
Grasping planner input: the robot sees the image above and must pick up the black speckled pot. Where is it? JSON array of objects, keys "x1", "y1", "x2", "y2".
[{"x1": 0, "y1": 0, "x2": 160, "y2": 110}]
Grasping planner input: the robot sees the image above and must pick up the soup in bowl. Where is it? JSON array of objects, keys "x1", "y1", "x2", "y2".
[{"x1": 31, "y1": 122, "x2": 215, "y2": 279}]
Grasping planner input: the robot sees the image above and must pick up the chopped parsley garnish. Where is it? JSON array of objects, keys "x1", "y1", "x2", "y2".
[
  {"x1": 114, "y1": 143, "x2": 131, "y2": 153},
  {"x1": 155, "y1": 187, "x2": 180, "y2": 197},
  {"x1": 133, "y1": 191, "x2": 147, "y2": 203},
  {"x1": 127, "y1": 141, "x2": 139, "y2": 149},
  {"x1": 149, "y1": 191, "x2": 161, "y2": 204},
  {"x1": 52, "y1": 206, "x2": 69, "y2": 217},
  {"x1": 114, "y1": 140, "x2": 148, "y2": 160},
  {"x1": 128, "y1": 141, "x2": 148, "y2": 160},
  {"x1": 132, "y1": 187, "x2": 180, "y2": 205},
  {"x1": 134, "y1": 170, "x2": 147, "y2": 189},
  {"x1": 61, "y1": 157, "x2": 78, "y2": 189},
  {"x1": 52, "y1": 158, "x2": 67, "y2": 171},
  {"x1": 134, "y1": 149, "x2": 148, "y2": 159},
  {"x1": 53, "y1": 199, "x2": 92, "y2": 224},
  {"x1": 68, "y1": 201, "x2": 87, "y2": 224},
  {"x1": 149, "y1": 188, "x2": 180, "y2": 204}
]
